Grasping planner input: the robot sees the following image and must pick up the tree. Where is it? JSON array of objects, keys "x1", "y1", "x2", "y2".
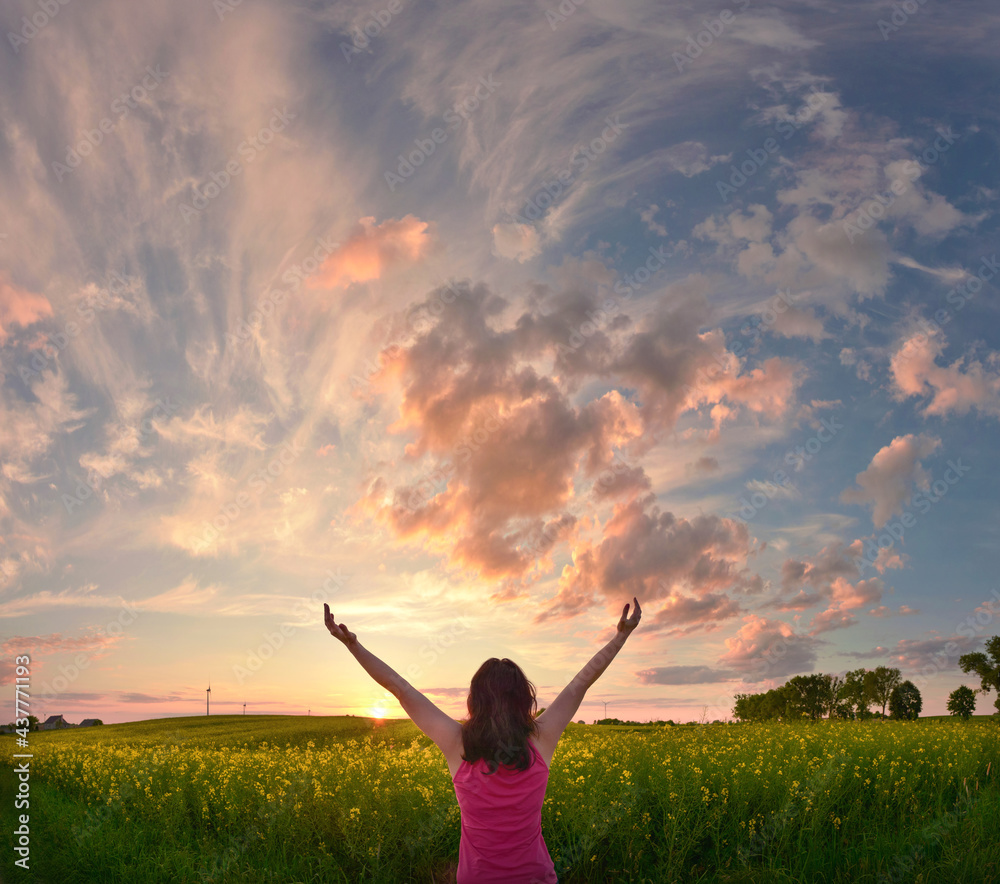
[
  {"x1": 785, "y1": 674, "x2": 828, "y2": 720},
  {"x1": 841, "y1": 668, "x2": 874, "y2": 720},
  {"x1": 868, "y1": 666, "x2": 903, "y2": 718},
  {"x1": 822, "y1": 674, "x2": 847, "y2": 718},
  {"x1": 959, "y1": 636, "x2": 1000, "y2": 714},
  {"x1": 947, "y1": 685, "x2": 977, "y2": 720},
  {"x1": 888, "y1": 680, "x2": 922, "y2": 720}
]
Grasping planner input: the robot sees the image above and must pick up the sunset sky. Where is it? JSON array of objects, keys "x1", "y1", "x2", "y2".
[{"x1": 1, "y1": 0, "x2": 999, "y2": 725}]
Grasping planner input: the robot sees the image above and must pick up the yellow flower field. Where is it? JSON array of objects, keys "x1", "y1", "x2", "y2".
[{"x1": 2, "y1": 715, "x2": 998, "y2": 882}]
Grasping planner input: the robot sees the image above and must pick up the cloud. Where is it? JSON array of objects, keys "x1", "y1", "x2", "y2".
[
  {"x1": 774, "y1": 538, "x2": 884, "y2": 634},
  {"x1": 769, "y1": 304, "x2": 830, "y2": 343},
  {"x1": 306, "y1": 215, "x2": 434, "y2": 290},
  {"x1": 851, "y1": 635, "x2": 982, "y2": 674},
  {"x1": 639, "y1": 204, "x2": 668, "y2": 237},
  {"x1": 793, "y1": 573, "x2": 882, "y2": 635},
  {"x1": 0, "y1": 273, "x2": 53, "y2": 344},
  {"x1": 659, "y1": 141, "x2": 732, "y2": 178},
  {"x1": 536, "y1": 492, "x2": 755, "y2": 625},
  {"x1": 491, "y1": 221, "x2": 542, "y2": 262},
  {"x1": 0, "y1": 370, "x2": 94, "y2": 484},
  {"x1": 31, "y1": 690, "x2": 111, "y2": 702},
  {"x1": 686, "y1": 455, "x2": 719, "y2": 475},
  {"x1": 717, "y1": 614, "x2": 819, "y2": 682},
  {"x1": 611, "y1": 277, "x2": 804, "y2": 438},
  {"x1": 778, "y1": 540, "x2": 864, "y2": 595},
  {"x1": 867, "y1": 545, "x2": 908, "y2": 574},
  {"x1": 362, "y1": 265, "x2": 798, "y2": 586},
  {"x1": 636, "y1": 665, "x2": 737, "y2": 685},
  {"x1": 890, "y1": 332, "x2": 1000, "y2": 419},
  {"x1": 0, "y1": 631, "x2": 122, "y2": 656},
  {"x1": 807, "y1": 607, "x2": 857, "y2": 635},
  {"x1": 868, "y1": 605, "x2": 920, "y2": 617},
  {"x1": 118, "y1": 692, "x2": 188, "y2": 704},
  {"x1": 839, "y1": 433, "x2": 941, "y2": 528}
]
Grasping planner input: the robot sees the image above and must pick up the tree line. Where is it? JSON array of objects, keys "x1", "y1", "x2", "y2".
[{"x1": 733, "y1": 637, "x2": 1000, "y2": 722}]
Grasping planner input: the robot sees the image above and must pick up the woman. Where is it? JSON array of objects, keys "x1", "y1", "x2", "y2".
[{"x1": 324, "y1": 597, "x2": 642, "y2": 883}]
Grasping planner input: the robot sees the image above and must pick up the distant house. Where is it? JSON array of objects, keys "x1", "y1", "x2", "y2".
[
  {"x1": 40, "y1": 714, "x2": 72, "y2": 730},
  {"x1": 79, "y1": 719, "x2": 103, "y2": 727}
]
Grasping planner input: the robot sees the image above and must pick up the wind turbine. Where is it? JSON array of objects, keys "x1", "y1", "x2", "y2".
[{"x1": 206, "y1": 682, "x2": 211, "y2": 716}]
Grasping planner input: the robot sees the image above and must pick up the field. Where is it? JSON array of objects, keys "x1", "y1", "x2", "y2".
[{"x1": 2, "y1": 715, "x2": 999, "y2": 883}]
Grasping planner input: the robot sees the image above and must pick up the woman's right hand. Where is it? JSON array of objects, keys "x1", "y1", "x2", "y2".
[{"x1": 616, "y1": 597, "x2": 641, "y2": 638}]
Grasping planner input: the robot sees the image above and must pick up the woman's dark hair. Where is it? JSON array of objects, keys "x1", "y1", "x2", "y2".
[{"x1": 461, "y1": 658, "x2": 539, "y2": 774}]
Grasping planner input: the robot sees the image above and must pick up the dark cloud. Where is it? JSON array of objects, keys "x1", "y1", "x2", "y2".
[{"x1": 636, "y1": 665, "x2": 737, "y2": 685}]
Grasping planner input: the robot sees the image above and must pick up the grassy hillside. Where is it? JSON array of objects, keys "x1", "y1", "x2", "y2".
[{"x1": 3, "y1": 714, "x2": 425, "y2": 749}]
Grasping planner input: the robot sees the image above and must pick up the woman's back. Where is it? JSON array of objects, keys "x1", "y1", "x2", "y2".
[{"x1": 451, "y1": 737, "x2": 558, "y2": 883}]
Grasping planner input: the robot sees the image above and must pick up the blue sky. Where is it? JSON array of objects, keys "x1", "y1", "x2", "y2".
[{"x1": 0, "y1": 0, "x2": 998, "y2": 724}]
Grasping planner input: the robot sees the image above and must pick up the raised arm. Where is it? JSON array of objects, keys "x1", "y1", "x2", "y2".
[
  {"x1": 324, "y1": 604, "x2": 462, "y2": 757},
  {"x1": 535, "y1": 598, "x2": 641, "y2": 757}
]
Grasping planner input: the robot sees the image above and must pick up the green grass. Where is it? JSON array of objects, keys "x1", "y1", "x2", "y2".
[{"x1": 3, "y1": 716, "x2": 999, "y2": 883}]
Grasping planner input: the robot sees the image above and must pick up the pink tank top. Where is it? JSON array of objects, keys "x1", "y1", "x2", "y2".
[{"x1": 452, "y1": 738, "x2": 558, "y2": 883}]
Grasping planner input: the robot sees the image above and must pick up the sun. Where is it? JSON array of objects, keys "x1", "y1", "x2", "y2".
[{"x1": 371, "y1": 703, "x2": 387, "y2": 720}]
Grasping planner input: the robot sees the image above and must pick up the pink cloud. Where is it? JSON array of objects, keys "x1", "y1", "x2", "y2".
[
  {"x1": 718, "y1": 614, "x2": 819, "y2": 682},
  {"x1": 536, "y1": 494, "x2": 755, "y2": 626},
  {"x1": 0, "y1": 273, "x2": 53, "y2": 344},
  {"x1": 307, "y1": 215, "x2": 434, "y2": 290},
  {"x1": 890, "y1": 332, "x2": 1000, "y2": 419},
  {"x1": 359, "y1": 270, "x2": 792, "y2": 595},
  {"x1": 839, "y1": 433, "x2": 941, "y2": 528}
]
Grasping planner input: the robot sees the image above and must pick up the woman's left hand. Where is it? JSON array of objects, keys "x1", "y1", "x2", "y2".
[{"x1": 324, "y1": 603, "x2": 358, "y2": 648}]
